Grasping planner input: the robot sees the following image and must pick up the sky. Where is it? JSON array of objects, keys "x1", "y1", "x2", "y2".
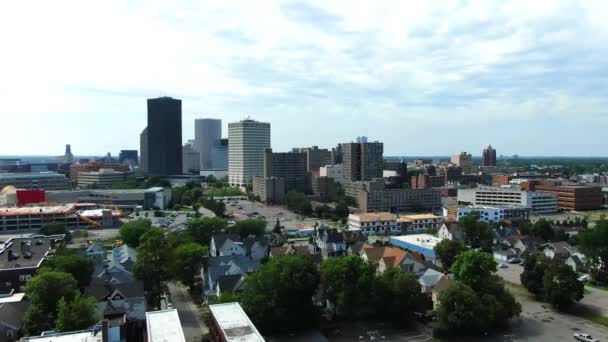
[{"x1": 1, "y1": 0, "x2": 608, "y2": 157}]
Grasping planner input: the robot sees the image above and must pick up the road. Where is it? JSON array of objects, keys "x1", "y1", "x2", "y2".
[{"x1": 167, "y1": 282, "x2": 207, "y2": 342}]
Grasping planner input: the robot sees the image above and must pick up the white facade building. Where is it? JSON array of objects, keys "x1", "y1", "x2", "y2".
[
  {"x1": 320, "y1": 164, "x2": 344, "y2": 183},
  {"x1": 398, "y1": 214, "x2": 444, "y2": 233},
  {"x1": 228, "y1": 120, "x2": 271, "y2": 188},
  {"x1": 457, "y1": 185, "x2": 558, "y2": 214},
  {"x1": 195, "y1": 118, "x2": 222, "y2": 170},
  {"x1": 443, "y1": 205, "x2": 531, "y2": 223},
  {"x1": 348, "y1": 212, "x2": 399, "y2": 235}
]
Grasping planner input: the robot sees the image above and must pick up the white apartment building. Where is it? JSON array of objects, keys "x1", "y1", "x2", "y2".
[
  {"x1": 320, "y1": 164, "x2": 344, "y2": 183},
  {"x1": 77, "y1": 169, "x2": 132, "y2": 189},
  {"x1": 398, "y1": 214, "x2": 444, "y2": 233},
  {"x1": 443, "y1": 205, "x2": 531, "y2": 223},
  {"x1": 457, "y1": 185, "x2": 558, "y2": 214},
  {"x1": 348, "y1": 212, "x2": 399, "y2": 235},
  {"x1": 228, "y1": 119, "x2": 271, "y2": 188}
]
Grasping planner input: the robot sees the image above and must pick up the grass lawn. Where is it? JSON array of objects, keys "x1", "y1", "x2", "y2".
[
  {"x1": 587, "y1": 283, "x2": 608, "y2": 292},
  {"x1": 582, "y1": 209, "x2": 608, "y2": 222},
  {"x1": 566, "y1": 304, "x2": 608, "y2": 328}
]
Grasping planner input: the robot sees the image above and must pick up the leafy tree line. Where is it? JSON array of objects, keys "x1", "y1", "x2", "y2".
[
  {"x1": 172, "y1": 183, "x2": 226, "y2": 216},
  {"x1": 111, "y1": 177, "x2": 171, "y2": 190}
]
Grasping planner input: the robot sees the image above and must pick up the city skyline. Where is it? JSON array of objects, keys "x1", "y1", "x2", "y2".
[{"x1": 2, "y1": 1, "x2": 608, "y2": 156}]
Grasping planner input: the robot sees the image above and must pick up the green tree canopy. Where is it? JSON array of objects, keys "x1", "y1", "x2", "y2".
[
  {"x1": 450, "y1": 250, "x2": 496, "y2": 292},
  {"x1": 55, "y1": 293, "x2": 97, "y2": 332},
  {"x1": 44, "y1": 253, "x2": 94, "y2": 288},
  {"x1": 372, "y1": 268, "x2": 425, "y2": 323},
  {"x1": 187, "y1": 217, "x2": 227, "y2": 245},
  {"x1": 228, "y1": 219, "x2": 266, "y2": 238},
  {"x1": 542, "y1": 263, "x2": 584, "y2": 309},
  {"x1": 578, "y1": 218, "x2": 608, "y2": 272},
  {"x1": 173, "y1": 242, "x2": 208, "y2": 290},
  {"x1": 319, "y1": 256, "x2": 375, "y2": 317},
  {"x1": 437, "y1": 281, "x2": 485, "y2": 334},
  {"x1": 531, "y1": 219, "x2": 555, "y2": 242},
  {"x1": 434, "y1": 239, "x2": 469, "y2": 271},
  {"x1": 134, "y1": 227, "x2": 172, "y2": 308},
  {"x1": 459, "y1": 215, "x2": 493, "y2": 248},
  {"x1": 520, "y1": 252, "x2": 550, "y2": 296},
  {"x1": 119, "y1": 219, "x2": 152, "y2": 247},
  {"x1": 39, "y1": 222, "x2": 72, "y2": 242},
  {"x1": 285, "y1": 191, "x2": 313, "y2": 216},
  {"x1": 240, "y1": 255, "x2": 319, "y2": 334}
]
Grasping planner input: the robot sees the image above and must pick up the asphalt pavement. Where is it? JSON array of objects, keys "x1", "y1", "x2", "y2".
[{"x1": 167, "y1": 282, "x2": 207, "y2": 342}]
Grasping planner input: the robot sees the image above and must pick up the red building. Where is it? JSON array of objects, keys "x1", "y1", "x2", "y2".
[
  {"x1": 16, "y1": 189, "x2": 46, "y2": 206},
  {"x1": 521, "y1": 180, "x2": 602, "y2": 211}
]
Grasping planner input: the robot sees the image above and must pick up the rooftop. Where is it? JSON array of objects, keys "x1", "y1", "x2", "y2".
[
  {"x1": 350, "y1": 212, "x2": 397, "y2": 222},
  {"x1": 23, "y1": 330, "x2": 102, "y2": 342},
  {"x1": 0, "y1": 203, "x2": 120, "y2": 217},
  {"x1": 146, "y1": 309, "x2": 185, "y2": 342},
  {"x1": 209, "y1": 302, "x2": 265, "y2": 342},
  {"x1": 0, "y1": 172, "x2": 66, "y2": 180},
  {"x1": 398, "y1": 214, "x2": 443, "y2": 221},
  {"x1": 0, "y1": 236, "x2": 61, "y2": 270},
  {"x1": 390, "y1": 234, "x2": 442, "y2": 249}
]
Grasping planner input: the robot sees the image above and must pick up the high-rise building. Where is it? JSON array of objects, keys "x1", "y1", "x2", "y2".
[
  {"x1": 482, "y1": 145, "x2": 497, "y2": 167},
  {"x1": 211, "y1": 139, "x2": 229, "y2": 171},
  {"x1": 147, "y1": 97, "x2": 182, "y2": 176},
  {"x1": 140, "y1": 127, "x2": 149, "y2": 174},
  {"x1": 63, "y1": 144, "x2": 74, "y2": 164},
  {"x1": 228, "y1": 119, "x2": 271, "y2": 187},
  {"x1": 182, "y1": 142, "x2": 201, "y2": 174},
  {"x1": 195, "y1": 118, "x2": 222, "y2": 170},
  {"x1": 264, "y1": 148, "x2": 309, "y2": 193},
  {"x1": 450, "y1": 152, "x2": 473, "y2": 172},
  {"x1": 118, "y1": 150, "x2": 138, "y2": 166},
  {"x1": 291, "y1": 146, "x2": 333, "y2": 173},
  {"x1": 342, "y1": 141, "x2": 384, "y2": 183}
]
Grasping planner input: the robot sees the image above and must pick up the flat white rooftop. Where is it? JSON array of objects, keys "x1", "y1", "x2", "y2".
[
  {"x1": 146, "y1": 309, "x2": 186, "y2": 342},
  {"x1": 209, "y1": 302, "x2": 265, "y2": 342},
  {"x1": 390, "y1": 234, "x2": 442, "y2": 249},
  {"x1": 26, "y1": 331, "x2": 101, "y2": 342}
]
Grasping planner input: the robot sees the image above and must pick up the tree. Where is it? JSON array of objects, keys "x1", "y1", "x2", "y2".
[
  {"x1": 319, "y1": 256, "x2": 375, "y2": 317},
  {"x1": 459, "y1": 215, "x2": 493, "y2": 248},
  {"x1": 23, "y1": 271, "x2": 79, "y2": 335},
  {"x1": 531, "y1": 219, "x2": 555, "y2": 242},
  {"x1": 520, "y1": 252, "x2": 550, "y2": 296},
  {"x1": 334, "y1": 201, "x2": 349, "y2": 222},
  {"x1": 434, "y1": 239, "x2": 469, "y2": 270},
  {"x1": 228, "y1": 219, "x2": 266, "y2": 238},
  {"x1": 55, "y1": 293, "x2": 97, "y2": 332},
  {"x1": 44, "y1": 253, "x2": 94, "y2": 288},
  {"x1": 372, "y1": 268, "x2": 425, "y2": 323},
  {"x1": 201, "y1": 197, "x2": 226, "y2": 217},
  {"x1": 240, "y1": 256, "x2": 319, "y2": 334},
  {"x1": 187, "y1": 217, "x2": 227, "y2": 245},
  {"x1": 39, "y1": 222, "x2": 72, "y2": 242},
  {"x1": 450, "y1": 250, "x2": 496, "y2": 292},
  {"x1": 437, "y1": 281, "x2": 485, "y2": 335},
  {"x1": 134, "y1": 227, "x2": 172, "y2": 308},
  {"x1": 542, "y1": 263, "x2": 584, "y2": 310},
  {"x1": 273, "y1": 218, "x2": 283, "y2": 234},
  {"x1": 173, "y1": 242, "x2": 208, "y2": 290},
  {"x1": 286, "y1": 191, "x2": 313, "y2": 216},
  {"x1": 119, "y1": 219, "x2": 152, "y2": 247},
  {"x1": 578, "y1": 219, "x2": 608, "y2": 272}
]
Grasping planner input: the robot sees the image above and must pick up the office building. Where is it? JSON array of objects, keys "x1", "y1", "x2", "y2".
[
  {"x1": 411, "y1": 174, "x2": 445, "y2": 189},
  {"x1": 332, "y1": 144, "x2": 343, "y2": 164},
  {"x1": 70, "y1": 162, "x2": 131, "y2": 182},
  {"x1": 482, "y1": 145, "x2": 497, "y2": 166},
  {"x1": 450, "y1": 152, "x2": 473, "y2": 172},
  {"x1": 457, "y1": 185, "x2": 558, "y2": 214},
  {"x1": 63, "y1": 144, "x2": 74, "y2": 164},
  {"x1": 444, "y1": 205, "x2": 531, "y2": 223},
  {"x1": 182, "y1": 143, "x2": 200, "y2": 174},
  {"x1": 211, "y1": 138, "x2": 229, "y2": 171},
  {"x1": 208, "y1": 303, "x2": 264, "y2": 342},
  {"x1": 140, "y1": 127, "x2": 149, "y2": 173},
  {"x1": 398, "y1": 214, "x2": 445, "y2": 233},
  {"x1": 118, "y1": 150, "x2": 138, "y2": 166},
  {"x1": 263, "y1": 148, "x2": 309, "y2": 193},
  {"x1": 351, "y1": 179, "x2": 441, "y2": 213},
  {"x1": 0, "y1": 172, "x2": 71, "y2": 190},
  {"x1": 319, "y1": 164, "x2": 344, "y2": 184},
  {"x1": 521, "y1": 180, "x2": 603, "y2": 211},
  {"x1": 347, "y1": 212, "x2": 399, "y2": 235},
  {"x1": 292, "y1": 146, "x2": 332, "y2": 173},
  {"x1": 311, "y1": 176, "x2": 337, "y2": 201},
  {"x1": 195, "y1": 118, "x2": 222, "y2": 170},
  {"x1": 342, "y1": 141, "x2": 383, "y2": 183},
  {"x1": 389, "y1": 234, "x2": 441, "y2": 260},
  {"x1": 147, "y1": 97, "x2": 183, "y2": 176},
  {"x1": 252, "y1": 176, "x2": 285, "y2": 204},
  {"x1": 228, "y1": 119, "x2": 271, "y2": 188},
  {"x1": 77, "y1": 169, "x2": 133, "y2": 189}
]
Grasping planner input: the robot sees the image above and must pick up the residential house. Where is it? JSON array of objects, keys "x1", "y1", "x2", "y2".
[
  {"x1": 553, "y1": 225, "x2": 586, "y2": 237},
  {"x1": 210, "y1": 234, "x2": 245, "y2": 257},
  {"x1": 431, "y1": 276, "x2": 453, "y2": 309},
  {"x1": 493, "y1": 248, "x2": 518, "y2": 261},
  {"x1": 541, "y1": 241, "x2": 573, "y2": 260},
  {"x1": 243, "y1": 237, "x2": 269, "y2": 261},
  {"x1": 270, "y1": 243, "x2": 310, "y2": 257},
  {"x1": 205, "y1": 256, "x2": 259, "y2": 294},
  {"x1": 437, "y1": 222, "x2": 464, "y2": 241},
  {"x1": 314, "y1": 228, "x2": 347, "y2": 258},
  {"x1": 495, "y1": 226, "x2": 518, "y2": 245},
  {"x1": 566, "y1": 254, "x2": 586, "y2": 273},
  {"x1": 85, "y1": 242, "x2": 106, "y2": 263},
  {"x1": 347, "y1": 241, "x2": 372, "y2": 256},
  {"x1": 507, "y1": 235, "x2": 542, "y2": 258},
  {"x1": 0, "y1": 294, "x2": 28, "y2": 342},
  {"x1": 96, "y1": 297, "x2": 146, "y2": 342},
  {"x1": 112, "y1": 245, "x2": 137, "y2": 272},
  {"x1": 361, "y1": 246, "x2": 426, "y2": 275},
  {"x1": 214, "y1": 274, "x2": 246, "y2": 298},
  {"x1": 418, "y1": 268, "x2": 447, "y2": 293}
]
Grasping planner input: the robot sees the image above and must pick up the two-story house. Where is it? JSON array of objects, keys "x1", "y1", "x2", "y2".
[
  {"x1": 243, "y1": 237, "x2": 269, "y2": 261},
  {"x1": 314, "y1": 228, "x2": 347, "y2": 258},
  {"x1": 210, "y1": 234, "x2": 245, "y2": 257},
  {"x1": 437, "y1": 222, "x2": 464, "y2": 241}
]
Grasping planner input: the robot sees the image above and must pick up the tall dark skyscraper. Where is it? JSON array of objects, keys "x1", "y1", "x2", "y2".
[
  {"x1": 147, "y1": 97, "x2": 183, "y2": 175},
  {"x1": 342, "y1": 141, "x2": 383, "y2": 182},
  {"x1": 482, "y1": 145, "x2": 497, "y2": 166}
]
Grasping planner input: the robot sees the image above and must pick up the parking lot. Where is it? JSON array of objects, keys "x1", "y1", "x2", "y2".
[{"x1": 225, "y1": 199, "x2": 321, "y2": 232}]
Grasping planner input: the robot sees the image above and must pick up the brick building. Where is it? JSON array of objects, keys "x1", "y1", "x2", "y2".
[{"x1": 521, "y1": 180, "x2": 602, "y2": 211}]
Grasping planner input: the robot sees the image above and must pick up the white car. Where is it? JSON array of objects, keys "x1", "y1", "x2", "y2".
[
  {"x1": 498, "y1": 263, "x2": 509, "y2": 269},
  {"x1": 574, "y1": 333, "x2": 599, "y2": 342},
  {"x1": 578, "y1": 275, "x2": 590, "y2": 283}
]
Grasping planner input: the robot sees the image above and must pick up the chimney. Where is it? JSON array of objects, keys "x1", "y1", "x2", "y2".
[{"x1": 102, "y1": 319, "x2": 109, "y2": 342}]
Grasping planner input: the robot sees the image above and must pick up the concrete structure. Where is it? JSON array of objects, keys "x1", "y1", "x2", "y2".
[
  {"x1": 521, "y1": 180, "x2": 603, "y2": 211},
  {"x1": 252, "y1": 176, "x2": 285, "y2": 204},
  {"x1": 311, "y1": 176, "x2": 336, "y2": 201},
  {"x1": 118, "y1": 150, "x2": 138, "y2": 166},
  {"x1": 482, "y1": 145, "x2": 497, "y2": 166},
  {"x1": 319, "y1": 164, "x2": 344, "y2": 184},
  {"x1": 70, "y1": 162, "x2": 131, "y2": 182},
  {"x1": 353, "y1": 179, "x2": 442, "y2": 213},
  {"x1": 0, "y1": 172, "x2": 70, "y2": 190},
  {"x1": 458, "y1": 185, "x2": 558, "y2": 214},
  {"x1": 77, "y1": 169, "x2": 133, "y2": 189},
  {"x1": 139, "y1": 127, "x2": 149, "y2": 173},
  {"x1": 398, "y1": 214, "x2": 444, "y2": 233},
  {"x1": 147, "y1": 97, "x2": 182, "y2": 176},
  {"x1": 263, "y1": 148, "x2": 309, "y2": 193},
  {"x1": 444, "y1": 205, "x2": 531, "y2": 223},
  {"x1": 389, "y1": 234, "x2": 441, "y2": 259},
  {"x1": 146, "y1": 309, "x2": 186, "y2": 342},
  {"x1": 208, "y1": 302, "x2": 264, "y2": 342},
  {"x1": 228, "y1": 119, "x2": 271, "y2": 188},
  {"x1": 182, "y1": 143, "x2": 201, "y2": 174},
  {"x1": 63, "y1": 144, "x2": 74, "y2": 164},
  {"x1": 211, "y1": 138, "x2": 229, "y2": 171},
  {"x1": 0, "y1": 204, "x2": 122, "y2": 233},
  {"x1": 342, "y1": 141, "x2": 383, "y2": 182},
  {"x1": 292, "y1": 146, "x2": 332, "y2": 173},
  {"x1": 195, "y1": 118, "x2": 222, "y2": 170},
  {"x1": 450, "y1": 152, "x2": 473, "y2": 172},
  {"x1": 348, "y1": 212, "x2": 399, "y2": 235},
  {"x1": 411, "y1": 174, "x2": 445, "y2": 189}
]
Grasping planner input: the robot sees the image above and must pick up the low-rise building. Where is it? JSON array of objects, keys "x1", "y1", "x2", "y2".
[
  {"x1": 443, "y1": 205, "x2": 531, "y2": 223},
  {"x1": 77, "y1": 168, "x2": 133, "y2": 189},
  {"x1": 0, "y1": 293, "x2": 28, "y2": 342},
  {"x1": 208, "y1": 302, "x2": 265, "y2": 342},
  {"x1": 347, "y1": 212, "x2": 398, "y2": 235},
  {"x1": 252, "y1": 176, "x2": 286, "y2": 204},
  {"x1": 146, "y1": 309, "x2": 186, "y2": 342},
  {"x1": 0, "y1": 172, "x2": 71, "y2": 190},
  {"x1": 458, "y1": 185, "x2": 558, "y2": 214},
  {"x1": 352, "y1": 179, "x2": 442, "y2": 213},
  {"x1": 437, "y1": 222, "x2": 464, "y2": 241},
  {"x1": 522, "y1": 180, "x2": 603, "y2": 211},
  {"x1": 398, "y1": 214, "x2": 444, "y2": 233},
  {"x1": 389, "y1": 234, "x2": 441, "y2": 260},
  {"x1": 0, "y1": 204, "x2": 121, "y2": 232}
]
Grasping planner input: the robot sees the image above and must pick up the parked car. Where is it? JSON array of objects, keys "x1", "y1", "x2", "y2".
[
  {"x1": 507, "y1": 258, "x2": 520, "y2": 264},
  {"x1": 573, "y1": 333, "x2": 599, "y2": 342},
  {"x1": 498, "y1": 263, "x2": 509, "y2": 269},
  {"x1": 578, "y1": 275, "x2": 590, "y2": 283}
]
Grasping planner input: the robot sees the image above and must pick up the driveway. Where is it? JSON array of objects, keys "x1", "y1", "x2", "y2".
[{"x1": 167, "y1": 282, "x2": 207, "y2": 342}]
